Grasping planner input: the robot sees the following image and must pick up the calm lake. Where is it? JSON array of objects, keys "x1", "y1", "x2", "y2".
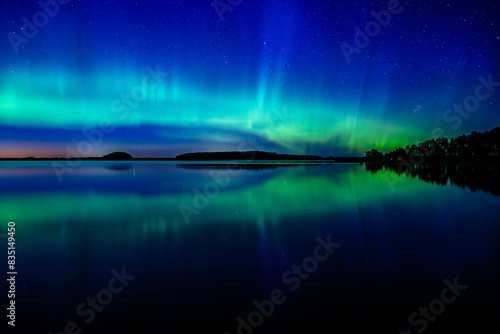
[{"x1": 0, "y1": 161, "x2": 498, "y2": 333}]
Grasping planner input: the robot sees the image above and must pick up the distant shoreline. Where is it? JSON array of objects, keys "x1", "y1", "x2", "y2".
[
  {"x1": 1, "y1": 150, "x2": 498, "y2": 164},
  {"x1": 0, "y1": 157, "x2": 362, "y2": 162},
  {"x1": 1, "y1": 159, "x2": 498, "y2": 166},
  {"x1": 1, "y1": 157, "x2": 498, "y2": 164},
  {"x1": 0, "y1": 151, "x2": 365, "y2": 163},
  {"x1": 0, "y1": 157, "x2": 176, "y2": 161}
]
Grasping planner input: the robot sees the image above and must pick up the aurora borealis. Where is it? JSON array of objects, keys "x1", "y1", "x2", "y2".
[{"x1": 1, "y1": 0, "x2": 500, "y2": 158}]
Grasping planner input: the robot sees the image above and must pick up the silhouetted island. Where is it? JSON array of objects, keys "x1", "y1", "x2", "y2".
[
  {"x1": 0, "y1": 151, "x2": 140, "y2": 161},
  {"x1": 101, "y1": 152, "x2": 134, "y2": 160},
  {"x1": 175, "y1": 151, "x2": 325, "y2": 161}
]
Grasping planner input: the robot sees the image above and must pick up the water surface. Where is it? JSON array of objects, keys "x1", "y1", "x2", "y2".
[{"x1": 0, "y1": 161, "x2": 498, "y2": 333}]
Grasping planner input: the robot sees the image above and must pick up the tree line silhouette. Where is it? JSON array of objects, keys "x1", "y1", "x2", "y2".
[
  {"x1": 365, "y1": 126, "x2": 500, "y2": 196},
  {"x1": 366, "y1": 126, "x2": 500, "y2": 162},
  {"x1": 366, "y1": 159, "x2": 500, "y2": 196}
]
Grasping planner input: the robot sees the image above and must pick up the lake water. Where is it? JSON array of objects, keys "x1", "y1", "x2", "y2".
[{"x1": 1, "y1": 161, "x2": 499, "y2": 333}]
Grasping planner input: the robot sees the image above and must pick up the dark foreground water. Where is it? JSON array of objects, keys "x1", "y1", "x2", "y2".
[{"x1": 0, "y1": 161, "x2": 499, "y2": 333}]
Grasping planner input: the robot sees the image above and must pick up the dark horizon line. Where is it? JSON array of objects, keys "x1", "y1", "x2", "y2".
[{"x1": 0, "y1": 150, "x2": 365, "y2": 162}]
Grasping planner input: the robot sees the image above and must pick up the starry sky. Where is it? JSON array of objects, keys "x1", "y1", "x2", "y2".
[{"x1": 1, "y1": 0, "x2": 499, "y2": 158}]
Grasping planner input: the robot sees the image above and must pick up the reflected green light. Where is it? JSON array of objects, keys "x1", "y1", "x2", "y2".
[{"x1": 0, "y1": 165, "x2": 433, "y2": 229}]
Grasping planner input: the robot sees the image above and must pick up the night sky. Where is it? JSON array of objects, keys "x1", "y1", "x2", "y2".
[{"x1": 1, "y1": 0, "x2": 499, "y2": 158}]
